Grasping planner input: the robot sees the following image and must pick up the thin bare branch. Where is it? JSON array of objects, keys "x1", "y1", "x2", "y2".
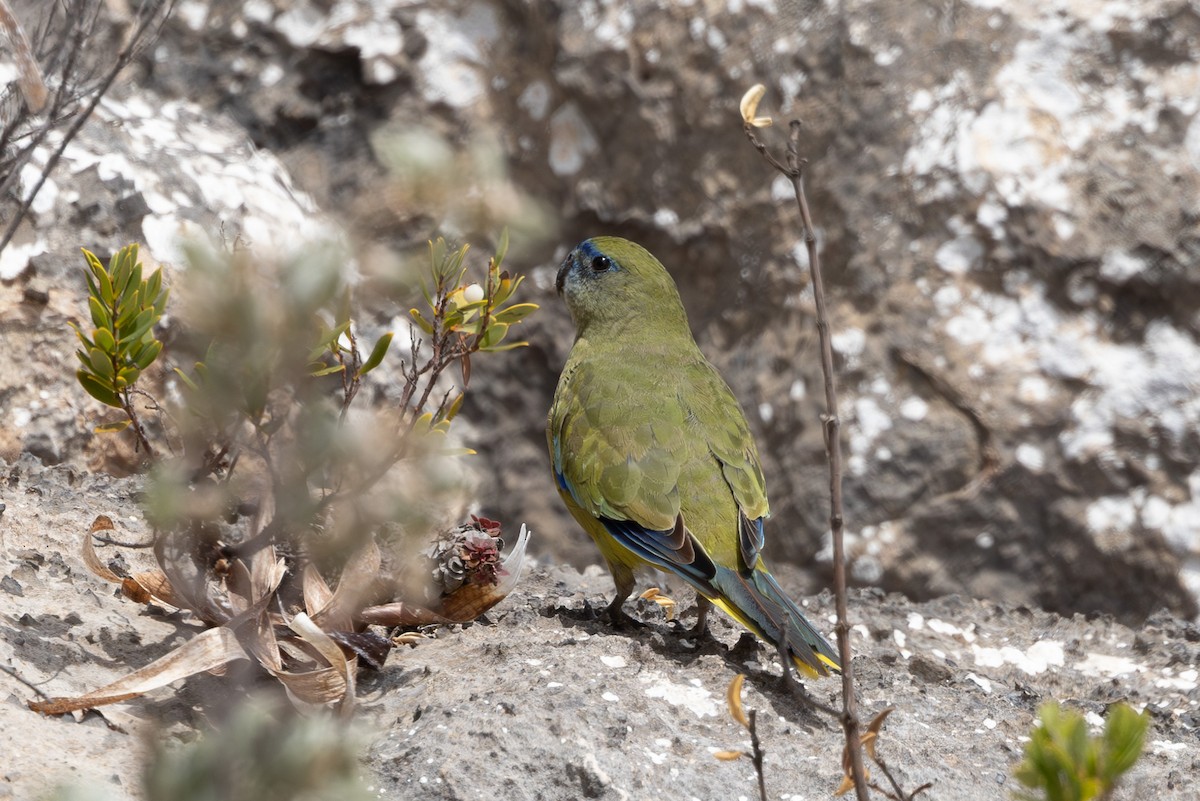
[
  {"x1": 744, "y1": 116, "x2": 869, "y2": 801},
  {"x1": 0, "y1": 1, "x2": 177, "y2": 253}
]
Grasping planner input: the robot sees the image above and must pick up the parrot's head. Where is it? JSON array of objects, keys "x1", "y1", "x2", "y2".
[{"x1": 555, "y1": 237, "x2": 689, "y2": 335}]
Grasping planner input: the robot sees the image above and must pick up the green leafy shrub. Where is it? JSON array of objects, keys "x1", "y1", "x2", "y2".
[
  {"x1": 1014, "y1": 702, "x2": 1149, "y2": 801},
  {"x1": 69, "y1": 244, "x2": 167, "y2": 451}
]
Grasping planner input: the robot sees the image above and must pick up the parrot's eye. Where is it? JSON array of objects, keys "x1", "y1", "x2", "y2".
[{"x1": 590, "y1": 255, "x2": 613, "y2": 273}]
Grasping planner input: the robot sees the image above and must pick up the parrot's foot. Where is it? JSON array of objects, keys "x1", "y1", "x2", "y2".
[{"x1": 604, "y1": 600, "x2": 646, "y2": 629}]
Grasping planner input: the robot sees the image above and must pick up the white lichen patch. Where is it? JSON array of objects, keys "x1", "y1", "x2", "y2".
[
  {"x1": 927, "y1": 619, "x2": 976, "y2": 642},
  {"x1": 907, "y1": 0, "x2": 1199, "y2": 233},
  {"x1": 965, "y1": 672, "x2": 993, "y2": 693},
  {"x1": 642, "y1": 672, "x2": 717, "y2": 718},
  {"x1": 939, "y1": 268, "x2": 1200, "y2": 471},
  {"x1": 21, "y1": 92, "x2": 337, "y2": 265},
  {"x1": 972, "y1": 640, "x2": 1064, "y2": 675},
  {"x1": 1155, "y1": 668, "x2": 1199, "y2": 692},
  {"x1": 1074, "y1": 652, "x2": 1142, "y2": 679},
  {"x1": 415, "y1": 2, "x2": 500, "y2": 107},
  {"x1": 548, "y1": 102, "x2": 599, "y2": 176}
]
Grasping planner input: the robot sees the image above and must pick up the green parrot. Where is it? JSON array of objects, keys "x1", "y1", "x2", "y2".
[{"x1": 547, "y1": 236, "x2": 841, "y2": 678}]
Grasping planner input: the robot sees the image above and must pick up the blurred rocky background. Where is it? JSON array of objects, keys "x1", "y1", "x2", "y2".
[{"x1": 4, "y1": 0, "x2": 1197, "y2": 623}]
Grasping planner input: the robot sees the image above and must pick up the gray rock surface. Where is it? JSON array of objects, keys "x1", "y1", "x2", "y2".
[{"x1": 1, "y1": 460, "x2": 1198, "y2": 801}]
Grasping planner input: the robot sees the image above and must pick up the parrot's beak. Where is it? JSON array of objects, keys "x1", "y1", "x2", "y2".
[{"x1": 555, "y1": 254, "x2": 573, "y2": 296}]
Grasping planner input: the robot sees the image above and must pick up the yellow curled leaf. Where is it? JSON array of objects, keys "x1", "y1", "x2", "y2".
[
  {"x1": 726, "y1": 673, "x2": 749, "y2": 729},
  {"x1": 740, "y1": 84, "x2": 773, "y2": 127}
]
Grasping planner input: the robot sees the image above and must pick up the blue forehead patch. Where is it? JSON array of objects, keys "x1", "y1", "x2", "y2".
[{"x1": 578, "y1": 239, "x2": 603, "y2": 260}]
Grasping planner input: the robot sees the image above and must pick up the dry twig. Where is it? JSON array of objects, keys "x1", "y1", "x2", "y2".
[{"x1": 741, "y1": 88, "x2": 869, "y2": 801}]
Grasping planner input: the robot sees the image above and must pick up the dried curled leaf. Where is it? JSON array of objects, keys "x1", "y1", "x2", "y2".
[
  {"x1": 639, "y1": 587, "x2": 677, "y2": 621},
  {"x1": 835, "y1": 707, "x2": 895, "y2": 796},
  {"x1": 29, "y1": 627, "x2": 247, "y2": 715},
  {"x1": 713, "y1": 750, "x2": 746, "y2": 762},
  {"x1": 726, "y1": 673, "x2": 750, "y2": 729},
  {"x1": 740, "y1": 83, "x2": 773, "y2": 127},
  {"x1": 48, "y1": 510, "x2": 529, "y2": 715}
]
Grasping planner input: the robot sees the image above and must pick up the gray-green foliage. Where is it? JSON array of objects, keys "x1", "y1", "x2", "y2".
[
  {"x1": 142, "y1": 702, "x2": 371, "y2": 801},
  {"x1": 69, "y1": 233, "x2": 536, "y2": 587},
  {"x1": 47, "y1": 701, "x2": 371, "y2": 801},
  {"x1": 1014, "y1": 702, "x2": 1149, "y2": 801}
]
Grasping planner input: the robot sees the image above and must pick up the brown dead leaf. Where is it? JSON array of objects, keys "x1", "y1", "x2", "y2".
[{"x1": 28, "y1": 627, "x2": 247, "y2": 715}]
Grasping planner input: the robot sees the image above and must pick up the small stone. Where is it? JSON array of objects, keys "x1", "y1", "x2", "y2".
[
  {"x1": 0, "y1": 575, "x2": 23, "y2": 597},
  {"x1": 907, "y1": 654, "x2": 952, "y2": 683}
]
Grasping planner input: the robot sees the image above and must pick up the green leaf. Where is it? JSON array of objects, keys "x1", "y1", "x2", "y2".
[
  {"x1": 410, "y1": 308, "x2": 434, "y2": 335},
  {"x1": 309, "y1": 363, "x2": 345, "y2": 377},
  {"x1": 357, "y1": 331, "x2": 393, "y2": 377},
  {"x1": 494, "y1": 226, "x2": 509, "y2": 270},
  {"x1": 82, "y1": 248, "x2": 104, "y2": 275},
  {"x1": 493, "y1": 273, "x2": 525, "y2": 306},
  {"x1": 444, "y1": 391, "x2": 465, "y2": 421},
  {"x1": 94, "y1": 258, "x2": 115, "y2": 305},
  {"x1": 84, "y1": 266, "x2": 99, "y2": 300},
  {"x1": 119, "y1": 262, "x2": 143, "y2": 307},
  {"x1": 95, "y1": 419, "x2": 132, "y2": 433},
  {"x1": 429, "y1": 238, "x2": 447, "y2": 280},
  {"x1": 307, "y1": 320, "x2": 349, "y2": 362},
  {"x1": 88, "y1": 347, "x2": 114, "y2": 378},
  {"x1": 134, "y1": 339, "x2": 163, "y2": 370},
  {"x1": 115, "y1": 295, "x2": 141, "y2": 328},
  {"x1": 479, "y1": 321, "x2": 509, "y2": 349},
  {"x1": 455, "y1": 318, "x2": 483, "y2": 336},
  {"x1": 88, "y1": 296, "x2": 111, "y2": 329},
  {"x1": 449, "y1": 243, "x2": 470, "y2": 285},
  {"x1": 120, "y1": 308, "x2": 157, "y2": 345},
  {"x1": 173, "y1": 367, "x2": 198, "y2": 392},
  {"x1": 480, "y1": 341, "x2": 529, "y2": 352},
  {"x1": 492, "y1": 302, "x2": 538, "y2": 325},
  {"x1": 77, "y1": 370, "x2": 121, "y2": 408},
  {"x1": 452, "y1": 298, "x2": 489, "y2": 314},
  {"x1": 117, "y1": 366, "x2": 141, "y2": 386},
  {"x1": 145, "y1": 267, "x2": 162, "y2": 302},
  {"x1": 111, "y1": 248, "x2": 133, "y2": 300},
  {"x1": 69, "y1": 322, "x2": 94, "y2": 350},
  {"x1": 1101, "y1": 704, "x2": 1148, "y2": 781},
  {"x1": 152, "y1": 286, "x2": 169, "y2": 317},
  {"x1": 93, "y1": 327, "x2": 116, "y2": 352}
]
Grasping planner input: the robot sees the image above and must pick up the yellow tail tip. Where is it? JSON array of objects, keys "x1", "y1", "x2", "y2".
[{"x1": 793, "y1": 652, "x2": 843, "y2": 678}]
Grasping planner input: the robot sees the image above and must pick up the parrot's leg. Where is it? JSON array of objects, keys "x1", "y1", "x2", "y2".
[
  {"x1": 691, "y1": 595, "x2": 712, "y2": 637},
  {"x1": 603, "y1": 561, "x2": 643, "y2": 628}
]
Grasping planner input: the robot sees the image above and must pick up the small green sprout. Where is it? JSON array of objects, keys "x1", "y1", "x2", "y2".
[
  {"x1": 410, "y1": 228, "x2": 538, "y2": 356},
  {"x1": 1014, "y1": 702, "x2": 1149, "y2": 801},
  {"x1": 70, "y1": 244, "x2": 167, "y2": 453}
]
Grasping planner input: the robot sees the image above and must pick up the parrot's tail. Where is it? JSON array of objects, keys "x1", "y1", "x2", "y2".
[{"x1": 711, "y1": 566, "x2": 842, "y2": 678}]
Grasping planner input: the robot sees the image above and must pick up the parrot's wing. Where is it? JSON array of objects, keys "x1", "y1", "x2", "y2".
[
  {"x1": 684, "y1": 359, "x2": 770, "y2": 571},
  {"x1": 550, "y1": 357, "x2": 718, "y2": 582}
]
